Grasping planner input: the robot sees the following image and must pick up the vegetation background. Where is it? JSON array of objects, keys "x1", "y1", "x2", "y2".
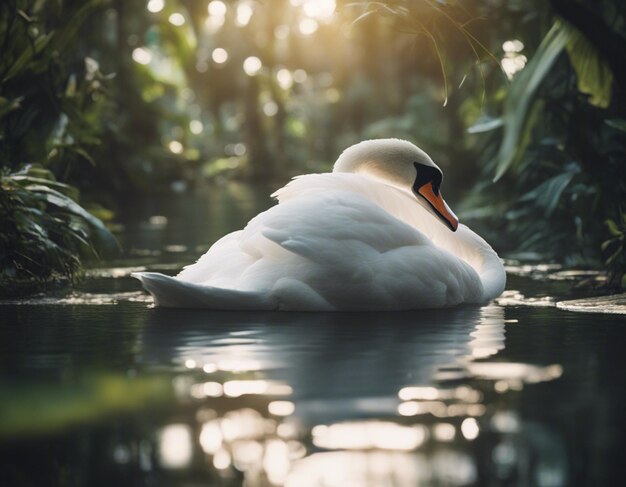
[{"x1": 0, "y1": 0, "x2": 624, "y2": 294}]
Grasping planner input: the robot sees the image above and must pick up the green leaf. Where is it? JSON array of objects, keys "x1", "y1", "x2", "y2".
[
  {"x1": 21, "y1": 165, "x2": 56, "y2": 181},
  {"x1": 494, "y1": 21, "x2": 571, "y2": 181},
  {"x1": 601, "y1": 238, "x2": 618, "y2": 252},
  {"x1": 519, "y1": 168, "x2": 578, "y2": 216},
  {"x1": 606, "y1": 219, "x2": 622, "y2": 237},
  {"x1": 467, "y1": 117, "x2": 503, "y2": 134},
  {"x1": 48, "y1": 113, "x2": 70, "y2": 147},
  {"x1": 49, "y1": 0, "x2": 109, "y2": 53},
  {"x1": 14, "y1": 211, "x2": 48, "y2": 241},
  {"x1": 8, "y1": 175, "x2": 80, "y2": 201},
  {"x1": 606, "y1": 246, "x2": 623, "y2": 265},
  {"x1": 65, "y1": 226, "x2": 96, "y2": 256},
  {"x1": 565, "y1": 22, "x2": 613, "y2": 108},
  {"x1": 25, "y1": 185, "x2": 118, "y2": 255},
  {"x1": 2, "y1": 32, "x2": 54, "y2": 83},
  {"x1": 72, "y1": 147, "x2": 97, "y2": 167},
  {"x1": 605, "y1": 119, "x2": 626, "y2": 132},
  {"x1": 0, "y1": 96, "x2": 24, "y2": 119}
]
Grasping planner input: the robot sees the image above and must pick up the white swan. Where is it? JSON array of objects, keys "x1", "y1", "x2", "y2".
[{"x1": 133, "y1": 139, "x2": 505, "y2": 310}]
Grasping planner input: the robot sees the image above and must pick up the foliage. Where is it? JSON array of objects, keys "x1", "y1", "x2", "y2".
[
  {"x1": 1, "y1": 0, "x2": 625, "y2": 291},
  {"x1": 463, "y1": 0, "x2": 626, "y2": 285},
  {"x1": 603, "y1": 213, "x2": 626, "y2": 289},
  {"x1": 492, "y1": 21, "x2": 571, "y2": 182},
  {"x1": 0, "y1": 0, "x2": 111, "y2": 175},
  {"x1": 349, "y1": 0, "x2": 500, "y2": 107},
  {"x1": 0, "y1": 165, "x2": 117, "y2": 289},
  {"x1": 0, "y1": 0, "x2": 119, "y2": 291}
]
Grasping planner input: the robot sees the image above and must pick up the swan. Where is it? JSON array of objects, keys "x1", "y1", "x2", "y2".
[{"x1": 132, "y1": 139, "x2": 505, "y2": 310}]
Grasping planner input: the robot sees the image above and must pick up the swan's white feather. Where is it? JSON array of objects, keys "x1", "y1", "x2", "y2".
[
  {"x1": 134, "y1": 171, "x2": 505, "y2": 310},
  {"x1": 132, "y1": 272, "x2": 276, "y2": 309}
]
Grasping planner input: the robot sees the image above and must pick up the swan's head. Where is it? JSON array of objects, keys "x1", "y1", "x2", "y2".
[{"x1": 333, "y1": 138, "x2": 459, "y2": 231}]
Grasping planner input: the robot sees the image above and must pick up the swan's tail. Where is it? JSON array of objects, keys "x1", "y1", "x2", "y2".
[{"x1": 131, "y1": 272, "x2": 277, "y2": 310}]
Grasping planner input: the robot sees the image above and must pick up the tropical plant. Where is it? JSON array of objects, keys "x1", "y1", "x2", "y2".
[
  {"x1": 459, "y1": 0, "x2": 626, "y2": 287},
  {"x1": 0, "y1": 165, "x2": 117, "y2": 293},
  {"x1": 0, "y1": 0, "x2": 118, "y2": 293},
  {"x1": 603, "y1": 213, "x2": 626, "y2": 289},
  {"x1": 0, "y1": 0, "x2": 110, "y2": 173}
]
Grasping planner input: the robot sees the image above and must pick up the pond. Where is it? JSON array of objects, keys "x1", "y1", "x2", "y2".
[{"x1": 1, "y1": 183, "x2": 625, "y2": 487}]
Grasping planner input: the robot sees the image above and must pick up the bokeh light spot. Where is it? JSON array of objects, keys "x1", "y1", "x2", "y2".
[
  {"x1": 461, "y1": 417, "x2": 480, "y2": 440},
  {"x1": 146, "y1": 0, "x2": 164, "y2": 13},
  {"x1": 303, "y1": 0, "x2": 335, "y2": 21},
  {"x1": 502, "y1": 39, "x2": 524, "y2": 53},
  {"x1": 132, "y1": 47, "x2": 152, "y2": 65},
  {"x1": 236, "y1": 2, "x2": 254, "y2": 26},
  {"x1": 169, "y1": 141, "x2": 184, "y2": 154},
  {"x1": 274, "y1": 25, "x2": 290, "y2": 40},
  {"x1": 208, "y1": 0, "x2": 227, "y2": 17},
  {"x1": 263, "y1": 101, "x2": 279, "y2": 117},
  {"x1": 299, "y1": 18, "x2": 318, "y2": 35},
  {"x1": 277, "y1": 69, "x2": 294, "y2": 89},
  {"x1": 243, "y1": 56, "x2": 262, "y2": 76},
  {"x1": 293, "y1": 69, "x2": 308, "y2": 83},
  {"x1": 168, "y1": 12, "x2": 185, "y2": 26},
  {"x1": 190, "y1": 120, "x2": 203, "y2": 134},
  {"x1": 212, "y1": 47, "x2": 229, "y2": 64}
]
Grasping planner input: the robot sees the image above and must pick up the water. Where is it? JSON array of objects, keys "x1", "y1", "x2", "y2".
[{"x1": 1, "y1": 184, "x2": 625, "y2": 486}]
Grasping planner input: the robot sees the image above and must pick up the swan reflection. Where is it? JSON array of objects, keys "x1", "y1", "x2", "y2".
[{"x1": 139, "y1": 304, "x2": 566, "y2": 486}]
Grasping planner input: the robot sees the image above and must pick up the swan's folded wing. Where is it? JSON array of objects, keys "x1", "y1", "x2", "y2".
[
  {"x1": 247, "y1": 192, "x2": 483, "y2": 309},
  {"x1": 132, "y1": 272, "x2": 277, "y2": 310}
]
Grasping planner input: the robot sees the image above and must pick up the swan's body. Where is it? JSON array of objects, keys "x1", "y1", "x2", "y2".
[{"x1": 133, "y1": 139, "x2": 505, "y2": 310}]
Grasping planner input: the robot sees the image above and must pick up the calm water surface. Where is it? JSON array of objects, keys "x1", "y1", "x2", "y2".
[{"x1": 1, "y1": 184, "x2": 625, "y2": 487}]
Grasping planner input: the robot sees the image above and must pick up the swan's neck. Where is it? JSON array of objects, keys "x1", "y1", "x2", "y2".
[
  {"x1": 333, "y1": 159, "x2": 413, "y2": 194},
  {"x1": 333, "y1": 145, "x2": 417, "y2": 192}
]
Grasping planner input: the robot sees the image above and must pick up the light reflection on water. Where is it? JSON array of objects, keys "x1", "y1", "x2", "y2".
[{"x1": 124, "y1": 304, "x2": 566, "y2": 486}]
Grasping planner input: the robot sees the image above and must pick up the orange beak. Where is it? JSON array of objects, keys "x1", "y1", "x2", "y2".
[{"x1": 416, "y1": 182, "x2": 459, "y2": 232}]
